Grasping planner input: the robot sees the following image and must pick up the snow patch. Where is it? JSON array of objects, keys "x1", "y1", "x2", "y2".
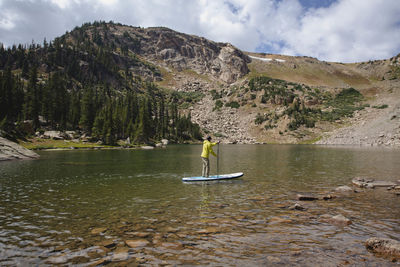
[{"x1": 249, "y1": 55, "x2": 286, "y2": 63}]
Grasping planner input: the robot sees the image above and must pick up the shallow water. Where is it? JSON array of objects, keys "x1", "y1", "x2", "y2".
[{"x1": 1, "y1": 144, "x2": 399, "y2": 266}]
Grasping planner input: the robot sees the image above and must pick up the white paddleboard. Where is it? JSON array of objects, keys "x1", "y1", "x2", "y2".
[{"x1": 182, "y1": 172, "x2": 243, "y2": 182}]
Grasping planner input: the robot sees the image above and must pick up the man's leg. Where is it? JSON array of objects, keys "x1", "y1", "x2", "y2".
[{"x1": 202, "y1": 157, "x2": 209, "y2": 177}]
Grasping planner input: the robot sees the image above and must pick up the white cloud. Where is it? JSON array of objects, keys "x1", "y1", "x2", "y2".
[
  {"x1": 0, "y1": 0, "x2": 399, "y2": 62},
  {"x1": 278, "y1": 0, "x2": 400, "y2": 62}
]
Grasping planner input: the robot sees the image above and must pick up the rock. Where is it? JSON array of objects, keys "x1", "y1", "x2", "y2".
[
  {"x1": 125, "y1": 232, "x2": 151, "y2": 238},
  {"x1": 197, "y1": 227, "x2": 220, "y2": 234},
  {"x1": 269, "y1": 216, "x2": 293, "y2": 224},
  {"x1": 352, "y1": 177, "x2": 397, "y2": 188},
  {"x1": 89, "y1": 257, "x2": 111, "y2": 267},
  {"x1": 125, "y1": 239, "x2": 149, "y2": 248},
  {"x1": 322, "y1": 214, "x2": 352, "y2": 226},
  {"x1": 91, "y1": 227, "x2": 107, "y2": 235},
  {"x1": 297, "y1": 194, "x2": 319, "y2": 201},
  {"x1": 267, "y1": 256, "x2": 281, "y2": 263},
  {"x1": 99, "y1": 240, "x2": 116, "y2": 249},
  {"x1": 160, "y1": 242, "x2": 183, "y2": 250},
  {"x1": 161, "y1": 139, "x2": 169, "y2": 146},
  {"x1": 352, "y1": 177, "x2": 373, "y2": 187},
  {"x1": 47, "y1": 255, "x2": 68, "y2": 264},
  {"x1": 370, "y1": 181, "x2": 398, "y2": 187},
  {"x1": 0, "y1": 137, "x2": 39, "y2": 161},
  {"x1": 366, "y1": 237, "x2": 400, "y2": 259},
  {"x1": 43, "y1": 130, "x2": 68, "y2": 140},
  {"x1": 289, "y1": 203, "x2": 306, "y2": 210},
  {"x1": 111, "y1": 250, "x2": 129, "y2": 261},
  {"x1": 141, "y1": 146, "x2": 154, "y2": 150},
  {"x1": 322, "y1": 194, "x2": 336, "y2": 200},
  {"x1": 335, "y1": 185, "x2": 353, "y2": 192}
]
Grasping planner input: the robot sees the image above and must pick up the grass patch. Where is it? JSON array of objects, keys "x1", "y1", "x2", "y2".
[{"x1": 20, "y1": 138, "x2": 114, "y2": 150}]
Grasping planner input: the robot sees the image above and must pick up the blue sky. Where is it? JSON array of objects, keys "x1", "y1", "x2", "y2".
[{"x1": 0, "y1": 0, "x2": 399, "y2": 63}]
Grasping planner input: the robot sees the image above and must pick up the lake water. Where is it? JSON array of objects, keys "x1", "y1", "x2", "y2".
[{"x1": 1, "y1": 145, "x2": 399, "y2": 266}]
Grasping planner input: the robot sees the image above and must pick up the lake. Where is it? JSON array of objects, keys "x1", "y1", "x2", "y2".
[{"x1": 1, "y1": 144, "x2": 399, "y2": 266}]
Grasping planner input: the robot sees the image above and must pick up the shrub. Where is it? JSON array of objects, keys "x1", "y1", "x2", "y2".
[
  {"x1": 225, "y1": 101, "x2": 240, "y2": 109},
  {"x1": 255, "y1": 113, "x2": 268, "y2": 125},
  {"x1": 372, "y1": 104, "x2": 388, "y2": 109},
  {"x1": 213, "y1": 99, "x2": 223, "y2": 111}
]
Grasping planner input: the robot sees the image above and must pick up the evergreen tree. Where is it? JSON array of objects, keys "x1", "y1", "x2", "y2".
[
  {"x1": 23, "y1": 66, "x2": 40, "y2": 129},
  {"x1": 80, "y1": 86, "x2": 96, "y2": 134}
]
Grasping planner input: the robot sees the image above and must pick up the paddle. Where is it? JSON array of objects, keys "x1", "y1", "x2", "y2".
[{"x1": 217, "y1": 142, "x2": 220, "y2": 178}]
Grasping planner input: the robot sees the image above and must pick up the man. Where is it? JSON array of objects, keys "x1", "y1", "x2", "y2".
[{"x1": 201, "y1": 136, "x2": 219, "y2": 177}]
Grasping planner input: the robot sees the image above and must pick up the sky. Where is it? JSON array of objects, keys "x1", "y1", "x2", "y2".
[{"x1": 0, "y1": 0, "x2": 399, "y2": 63}]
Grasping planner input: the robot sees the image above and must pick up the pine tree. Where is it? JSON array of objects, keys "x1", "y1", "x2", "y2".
[
  {"x1": 24, "y1": 66, "x2": 40, "y2": 129},
  {"x1": 80, "y1": 86, "x2": 96, "y2": 134}
]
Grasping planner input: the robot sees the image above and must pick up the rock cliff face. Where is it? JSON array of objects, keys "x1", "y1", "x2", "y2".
[
  {"x1": 137, "y1": 27, "x2": 250, "y2": 83},
  {"x1": 0, "y1": 137, "x2": 39, "y2": 161},
  {"x1": 82, "y1": 25, "x2": 251, "y2": 83}
]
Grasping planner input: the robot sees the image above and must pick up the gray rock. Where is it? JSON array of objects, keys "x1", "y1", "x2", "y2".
[
  {"x1": 161, "y1": 139, "x2": 169, "y2": 146},
  {"x1": 0, "y1": 137, "x2": 39, "y2": 161},
  {"x1": 366, "y1": 237, "x2": 400, "y2": 259},
  {"x1": 141, "y1": 146, "x2": 154, "y2": 150},
  {"x1": 335, "y1": 185, "x2": 353, "y2": 192},
  {"x1": 43, "y1": 130, "x2": 68, "y2": 140}
]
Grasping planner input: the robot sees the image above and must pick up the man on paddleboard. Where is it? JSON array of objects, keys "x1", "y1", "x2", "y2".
[{"x1": 201, "y1": 136, "x2": 219, "y2": 177}]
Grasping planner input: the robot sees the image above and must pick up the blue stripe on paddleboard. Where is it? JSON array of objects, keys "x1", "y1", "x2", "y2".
[{"x1": 182, "y1": 172, "x2": 243, "y2": 181}]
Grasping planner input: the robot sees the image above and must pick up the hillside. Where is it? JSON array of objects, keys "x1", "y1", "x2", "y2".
[{"x1": 1, "y1": 21, "x2": 399, "y2": 146}]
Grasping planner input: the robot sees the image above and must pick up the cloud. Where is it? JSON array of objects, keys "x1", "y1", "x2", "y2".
[
  {"x1": 0, "y1": 0, "x2": 399, "y2": 62},
  {"x1": 279, "y1": 0, "x2": 400, "y2": 62}
]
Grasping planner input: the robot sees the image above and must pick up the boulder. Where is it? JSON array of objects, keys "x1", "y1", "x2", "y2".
[
  {"x1": 43, "y1": 130, "x2": 68, "y2": 140},
  {"x1": 0, "y1": 137, "x2": 39, "y2": 161},
  {"x1": 161, "y1": 139, "x2": 169, "y2": 146},
  {"x1": 366, "y1": 237, "x2": 400, "y2": 259}
]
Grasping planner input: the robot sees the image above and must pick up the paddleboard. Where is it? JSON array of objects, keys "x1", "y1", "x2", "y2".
[{"x1": 182, "y1": 172, "x2": 243, "y2": 182}]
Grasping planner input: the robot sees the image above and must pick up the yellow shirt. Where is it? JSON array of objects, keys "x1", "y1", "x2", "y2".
[{"x1": 201, "y1": 140, "x2": 217, "y2": 158}]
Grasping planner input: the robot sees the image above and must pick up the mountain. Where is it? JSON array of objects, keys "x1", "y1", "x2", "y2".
[{"x1": 1, "y1": 21, "x2": 399, "y2": 146}]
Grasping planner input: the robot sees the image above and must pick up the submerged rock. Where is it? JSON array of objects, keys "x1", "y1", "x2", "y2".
[
  {"x1": 91, "y1": 227, "x2": 107, "y2": 235},
  {"x1": 335, "y1": 185, "x2": 353, "y2": 192},
  {"x1": 99, "y1": 240, "x2": 116, "y2": 249},
  {"x1": 320, "y1": 214, "x2": 352, "y2": 226},
  {"x1": 366, "y1": 237, "x2": 400, "y2": 259},
  {"x1": 289, "y1": 203, "x2": 306, "y2": 210},
  {"x1": 352, "y1": 177, "x2": 398, "y2": 188},
  {"x1": 297, "y1": 194, "x2": 319, "y2": 201},
  {"x1": 125, "y1": 239, "x2": 149, "y2": 248}
]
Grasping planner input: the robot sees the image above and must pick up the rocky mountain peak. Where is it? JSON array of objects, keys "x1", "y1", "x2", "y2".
[
  {"x1": 68, "y1": 23, "x2": 250, "y2": 84},
  {"x1": 138, "y1": 27, "x2": 250, "y2": 83}
]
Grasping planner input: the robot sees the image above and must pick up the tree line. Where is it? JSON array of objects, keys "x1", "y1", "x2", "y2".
[{"x1": 0, "y1": 34, "x2": 202, "y2": 144}]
